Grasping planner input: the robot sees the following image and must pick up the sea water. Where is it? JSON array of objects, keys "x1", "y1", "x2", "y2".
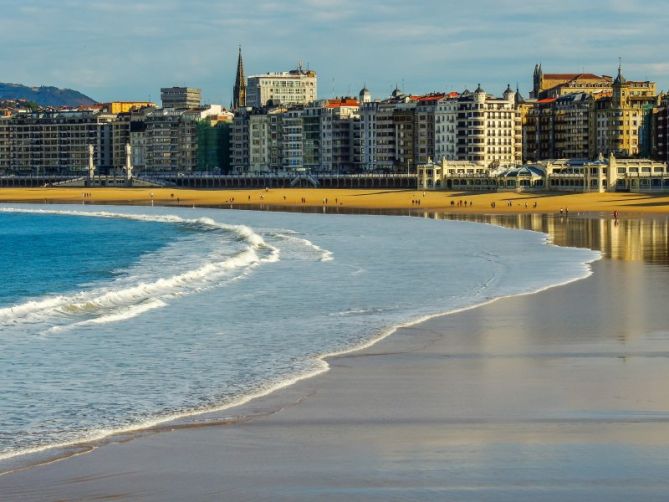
[{"x1": 0, "y1": 204, "x2": 599, "y2": 461}]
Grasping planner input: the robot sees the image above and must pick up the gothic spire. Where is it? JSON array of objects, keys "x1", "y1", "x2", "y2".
[{"x1": 233, "y1": 46, "x2": 246, "y2": 110}]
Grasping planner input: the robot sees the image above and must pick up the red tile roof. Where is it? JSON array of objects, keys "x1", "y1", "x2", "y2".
[
  {"x1": 325, "y1": 98, "x2": 359, "y2": 108},
  {"x1": 543, "y1": 73, "x2": 611, "y2": 82}
]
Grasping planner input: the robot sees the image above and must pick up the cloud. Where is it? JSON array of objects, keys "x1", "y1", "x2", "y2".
[{"x1": 0, "y1": 0, "x2": 666, "y2": 101}]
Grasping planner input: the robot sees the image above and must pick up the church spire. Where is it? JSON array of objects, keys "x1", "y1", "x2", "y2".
[{"x1": 233, "y1": 46, "x2": 246, "y2": 110}]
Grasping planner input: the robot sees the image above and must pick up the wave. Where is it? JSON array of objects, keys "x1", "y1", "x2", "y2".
[
  {"x1": 0, "y1": 245, "x2": 601, "y2": 468},
  {"x1": 0, "y1": 208, "x2": 279, "y2": 327},
  {"x1": 271, "y1": 232, "x2": 334, "y2": 262}
]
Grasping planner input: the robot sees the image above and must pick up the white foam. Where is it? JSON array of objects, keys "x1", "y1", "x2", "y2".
[
  {"x1": 0, "y1": 208, "x2": 280, "y2": 327},
  {"x1": 272, "y1": 232, "x2": 334, "y2": 262}
]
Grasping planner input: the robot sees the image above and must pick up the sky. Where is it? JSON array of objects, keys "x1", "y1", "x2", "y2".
[{"x1": 1, "y1": 0, "x2": 667, "y2": 105}]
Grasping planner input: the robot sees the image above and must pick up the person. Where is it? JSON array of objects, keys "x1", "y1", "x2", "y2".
[
  {"x1": 451, "y1": 200, "x2": 455, "y2": 206},
  {"x1": 613, "y1": 210, "x2": 618, "y2": 219},
  {"x1": 560, "y1": 208, "x2": 564, "y2": 216},
  {"x1": 533, "y1": 202, "x2": 537, "y2": 208},
  {"x1": 565, "y1": 207, "x2": 569, "y2": 216}
]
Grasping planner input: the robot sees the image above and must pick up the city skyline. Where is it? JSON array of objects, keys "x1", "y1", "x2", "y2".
[{"x1": 1, "y1": 0, "x2": 667, "y2": 105}]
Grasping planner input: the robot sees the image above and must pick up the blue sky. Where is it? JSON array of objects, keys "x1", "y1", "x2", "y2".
[{"x1": 1, "y1": 0, "x2": 667, "y2": 104}]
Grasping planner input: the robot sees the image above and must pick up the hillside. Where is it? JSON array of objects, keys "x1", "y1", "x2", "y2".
[{"x1": 0, "y1": 83, "x2": 97, "y2": 107}]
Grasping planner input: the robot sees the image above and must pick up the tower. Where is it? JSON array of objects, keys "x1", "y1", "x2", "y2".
[
  {"x1": 532, "y1": 64, "x2": 543, "y2": 98},
  {"x1": 359, "y1": 84, "x2": 371, "y2": 103},
  {"x1": 503, "y1": 83, "x2": 515, "y2": 102},
  {"x1": 233, "y1": 46, "x2": 247, "y2": 110},
  {"x1": 612, "y1": 61, "x2": 629, "y2": 107}
]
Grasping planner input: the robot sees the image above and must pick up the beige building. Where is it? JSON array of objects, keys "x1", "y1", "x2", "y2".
[
  {"x1": 532, "y1": 65, "x2": 612, "y2": 99},
  {"x1": 246, "y1": 68, "x2": 317, "y2": 108},
  {"x1": 593, "y1": 67, "x2": 659, "y2": 158}
]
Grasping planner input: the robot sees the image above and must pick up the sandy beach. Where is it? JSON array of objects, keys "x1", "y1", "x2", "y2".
[
  {"x1": 1, "y1": 186, "x2": 669, "y2": 214},
  {"x1": 1, "y1": 213, "x2": 668, "y2": 501}
]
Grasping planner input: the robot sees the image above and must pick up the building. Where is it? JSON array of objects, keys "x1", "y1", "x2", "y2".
[
  {"x1": 231, "y1": 105, "x2": 288, "y2": 173},
  {"x1": 525, "y1": 93, "x2": 595, "y2": 161},
  {"x1": 524, "y1": 66, "x2": 660, "y2": 161},
  {"x1": 0, "y1": 111, "x2": 114, "y2": 174},
  {"x1": 160, "y1": 87, "x2": 202, "y2": 109},
  {"x1": 142, "y1": 108, "x2": 199, "y2": 172},
  {"x1": 653, "y1": 97, "x2": 669, "y2": 163},
  {"x1": 361, "y1": 97, "x2": 399, "y2": 171},
  {"x1": 323, "y1": 98, "x2": 362, "y2": 172},
  {"x1": 531, "y1": 65, "x2": 613, "y2": 99},
  {"x1": 593, "y1": 66, "x2": 659, "y2": 158},
  {"x1": 434, "y1": 85, "x2": 521, "y2": 167},
  {"x1": 230, "y1": 98, "x2": 362, "y2": 174},
  {"x1": 302, "y1": 98, "x2": 362, "y2": 172},
  {"x1": 246, "y1": 67, "x2": 317, "y2": 108},
  {"x1": 418, "y1": 154, "x2": 669, "y2": 193},
  {"x1": 232, "y1": 47, "x2": 246, "y2": 110},
  {"x1": 101, "y1": 102, "x2": 155, "y2": 114}
]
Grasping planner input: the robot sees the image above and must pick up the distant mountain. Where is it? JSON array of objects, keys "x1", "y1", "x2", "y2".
[{"x1": 0, "y1": 83, "x2": 97, "y2": 107}]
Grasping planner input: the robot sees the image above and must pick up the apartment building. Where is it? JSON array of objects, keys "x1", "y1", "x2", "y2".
[
  {"x1": 160, "y1": 87, "x2": 202, "y2": 110},
  {"x1": 653, "y1": 98, "x2": 669, "y2": 163},
  {"x1": 246, "y1": 68, "x2": 317, "y2": 108},
  {"x1": 435, "y1": 85, "x2": 521, "y2": 167},
  {"x1": 594, "y1": 68, "x2": 659, "y2": 158},
  {"x1": 0, "y1": 111, "x2": 112, "y2": 174},
  {"x1": 525, "y1": 93, "x2": 595, "y2": 161}
]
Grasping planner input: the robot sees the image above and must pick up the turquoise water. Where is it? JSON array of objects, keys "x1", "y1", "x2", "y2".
[{"x1": 0, "y1": 205, "x2": 599, "y2": 461}]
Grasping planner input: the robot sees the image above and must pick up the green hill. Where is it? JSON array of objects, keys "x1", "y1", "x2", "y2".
[{"x1": 0, "y1": 83, "x2": 97, "y2": 107}]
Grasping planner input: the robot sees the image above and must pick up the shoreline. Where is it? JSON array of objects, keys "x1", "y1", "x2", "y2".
[
  {"x1": 0, "y1": 204, "x2": 599, "y2": 474},
  {"x1": 1, "y1": 230, "x2": 667, "y2": 499},
  {"x1": 1, "y1": 206, "x2": 668, "y2": 500},
  {"x1": 1, "y1": 186, "x2": 669, "y2": 215}
]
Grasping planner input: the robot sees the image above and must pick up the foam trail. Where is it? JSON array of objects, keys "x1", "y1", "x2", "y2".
[
  {"x1": 272, "y1": 232, "x2": 334, "y2": 262},
  {"x1": 0, "y1": 208, "x2": 279, "y2": 327}
]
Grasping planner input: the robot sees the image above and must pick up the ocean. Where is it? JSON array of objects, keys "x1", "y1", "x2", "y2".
[{"x1": 0, "y1": 204, "x2": 599, "y2": 462}]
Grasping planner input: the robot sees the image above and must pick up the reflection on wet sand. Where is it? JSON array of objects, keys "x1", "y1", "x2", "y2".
[{"x1": 420, "y1": 212, "x2": 669, "y2": 265}]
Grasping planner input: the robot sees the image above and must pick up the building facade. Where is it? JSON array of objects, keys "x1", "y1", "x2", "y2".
[
  {"x1": 418, "y1": 155, "x2": 669, "y2": 193},
  {"x1": 531, "y1": 65, "x2": 613, "y2": 99},
  {"x1": 0, "y1": 111, "x2": 113, "y2": 174},
  {"x1": 246, "y1": 68, "x2": 317, "y2": 108},
  {"x1": 653, "y1": 98, "x2": 669, "y2": 163},
  {"x1": 160, "y1": 87, "x2": 202, "y2": 109},
  {"x1": 594, "y1": 67, "x2": 659, "y2": 158},
  {"x1": 434, "y1": 85, "x2": 521, "y2": 167}
]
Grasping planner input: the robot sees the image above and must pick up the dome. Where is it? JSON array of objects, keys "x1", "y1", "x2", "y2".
[{"x1": 497, "y1": 165, "x2": 545, "y2": 179}]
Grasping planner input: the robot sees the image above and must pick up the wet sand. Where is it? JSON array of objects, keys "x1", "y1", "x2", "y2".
[
  {"x1": 1, "y1": 186, "x2": 669, "y2": 214},
  {"x1": 1, "y1": 216, "x2": 669, "y2": 501}
]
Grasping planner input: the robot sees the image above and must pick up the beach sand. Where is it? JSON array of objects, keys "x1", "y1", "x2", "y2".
[
  {"x1": 1, "y1": 186, "x2": 669, "y2": 214},
  {"x1": 1, "y1": 215, "x2": 668, "y2": 501}
]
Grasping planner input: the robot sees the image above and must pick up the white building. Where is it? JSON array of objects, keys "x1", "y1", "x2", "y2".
[
  {"x1": 435, "y1": 85, "x2": 521, "y2": 167},
  {"x1": 246, "y1": 68, "x2": 317, "y2": 108}
]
